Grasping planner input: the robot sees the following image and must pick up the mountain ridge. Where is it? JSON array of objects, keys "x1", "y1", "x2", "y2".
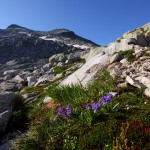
[
  {"x1": 0, "y1": 24, "x2": 99, "y2": 72},
  {"x1": 1, "y1": 24, "x2": 98, "y2": 45}
]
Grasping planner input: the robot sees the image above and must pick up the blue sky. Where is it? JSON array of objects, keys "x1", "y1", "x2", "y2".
[{"x1": 0, "y1": 0, "x2": 149, "y2": 45}]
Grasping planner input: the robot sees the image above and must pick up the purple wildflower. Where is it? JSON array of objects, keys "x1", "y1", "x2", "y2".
[
  {"x1": 66, "y1": 109, "x2": 72, "y2": 117},
  {"x1": 91, "y1": 103, "x2": 101, "y2": 110},
  {"x1": 85, "y1": 104, "x2": 90, "y2": 110},
  {"x1": 107, "y1": 94, "x2": 113, "y2": 99},
  {"x1": 58, "y1": 107, "x2": 65, "y2": 116},
  {"x1": 66, "y1": 104, "x2": 71, "y2": 110},
  {"x1": 66, "y1": 104, "x2": 72, "y2": 117},
  {"x1": 101, "y1": 94, "x2": 113, "y2": 105}
]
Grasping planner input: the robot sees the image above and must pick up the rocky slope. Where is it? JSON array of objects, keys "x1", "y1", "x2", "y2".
[
  {"x1": 61, "y1": 23, "x2": 150, "y2": 87},
  {"x1": 0, "y1": 22, "x2": 150, "y2": 149},
  {"x1": 0, "y1": 24, "x2": 98, "y2": 73}
]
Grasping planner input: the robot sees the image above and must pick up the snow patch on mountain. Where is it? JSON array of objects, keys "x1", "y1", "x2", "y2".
[
  {"x1": 73, "y1": 44, "x2": 89, "y2": 49},
  {"x1": 39, "y1": 36, "x2": 61, "y2": 42}
]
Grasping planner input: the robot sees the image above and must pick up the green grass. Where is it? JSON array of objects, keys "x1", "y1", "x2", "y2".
[
  {"x1": 52, "y1": 66, "x2": 67, "y2": 75},
  {"x1": 52, "y1": 58, "x2": 86, "y2": 76},
  {"x1": 117, "y1": 49, "x2": 136, "y2": 62},
  {"x1": 15, "y1": 71, "x2": 150, "y2": 150},
  {"x1": 66, "y1": 66, "x2": 79, "y2": 73},
  {"x1": 21, "y1": 85, "x2": 46, "y2": 94},
  {"x1": 47, "y1": 71, "x2": 115, "y2": 105},
  {"x1": 46, "y1": 58, "x2": 86, "y2": 78}
]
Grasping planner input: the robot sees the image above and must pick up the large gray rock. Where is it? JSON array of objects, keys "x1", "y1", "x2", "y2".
[
  {"x1": 27, "y1": 76, "x2": 36, "y2": 86},
  {"x1": 34, "y1": 74, "x2": 53, "y2": 86},
  {"x1": 14, "y1": 75, "x2": 25, "y2": 83},
  {"x1": 144, "y1": 88, "x2": 150, "y2": 97},
  {"x1": 107, "y1": 39, "x2": 134, "y2": 54},
  {"x1": 126, "y1": 76, "x2": 141, "y2": 88},
  {"x1": 0, "y1": 92, "x2": 15, "y2": 135},
  {"x1": 41, "y1": 63, "x2": 51, "y2": 72},
  {"x1": 3, "y1": 75, "x2": 13, "y2": 80},
  {"x1": 141, "y1": 77, "x2": 150, "y2": 88},
  {"x1": 109, "y1": 53, "x2": 123, "y2": 64},
  {"x1": 83, "y1": 46, "x2": 106, "y2": 61},
  {"x1": 0, "y1": 82, "x2": 16, "y2": 92},
  {"x1": 66, "y1": 51, "x2": 84, "y2": 63},
  {"x1": 134, "y1": 76, "x2": 144, "y2": 83},
  {"x1": 61, "y1": 53, "x2": 109, "y2": 87},
  {"x1": 67, "y1": 53, "x2": 75, "y2": 62},
  {"x1": 49, "y1": 53, "x2": 67, "y2": 63},
  {"x1": 120, "y1": 58, "x2": 130, "y2": 66},
  {"x1": 3, "y1": 70, "x2": 19, "y2": 78}
]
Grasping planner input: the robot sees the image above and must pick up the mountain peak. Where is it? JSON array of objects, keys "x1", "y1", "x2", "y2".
[{"x1": 7, "y1": 24, "x2": 27, "y2": 29}]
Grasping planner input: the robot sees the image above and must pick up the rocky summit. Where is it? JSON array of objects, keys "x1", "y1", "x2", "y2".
[{"x1": 0, "y1": 23, "x2": 150, "y2": 149}]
